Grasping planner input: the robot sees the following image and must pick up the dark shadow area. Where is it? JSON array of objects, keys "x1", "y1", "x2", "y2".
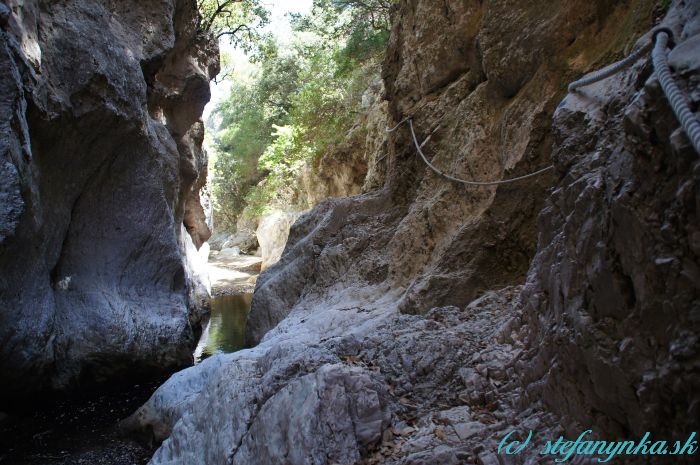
[{"x1": 0, "y1": 375, "x2": 167, "y2": 465}]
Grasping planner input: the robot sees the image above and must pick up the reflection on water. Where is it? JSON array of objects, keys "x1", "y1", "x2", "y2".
[{"x1": 194, "y1": 293, "x2": 253, "y2": 362}]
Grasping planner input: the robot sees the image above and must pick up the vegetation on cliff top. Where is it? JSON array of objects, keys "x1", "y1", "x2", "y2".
[{"x1": 202, "y1": 0, "x2": 394, "y2": 231}]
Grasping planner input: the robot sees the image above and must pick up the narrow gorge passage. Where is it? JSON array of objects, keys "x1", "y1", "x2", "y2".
[{"x1": 2, "y1": 1, "x2": 700, "y2": 465}]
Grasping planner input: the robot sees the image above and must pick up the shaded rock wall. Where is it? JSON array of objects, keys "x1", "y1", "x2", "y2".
[
  {"x1": 0, "y1": 0, "x2": 217, "y2": 395},
  {"x1": 520, "y1": 2, "x2": 700, "y2": 442}
]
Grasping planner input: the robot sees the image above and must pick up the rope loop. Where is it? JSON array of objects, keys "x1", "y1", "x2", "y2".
[
  {"x1": 407, "y1": 119, "x2": 553, "y2": 187},
  {"x1": 652, "y1": 27, "x2": 675, "y2": 48}
]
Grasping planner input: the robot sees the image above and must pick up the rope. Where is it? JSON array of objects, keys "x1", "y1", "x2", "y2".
[
  {"x1": 385, "y1": 116, "x2": 411, "y2": 133},
  {"x1": 652, "y1": 31, "x2": 700, "y2": 156},
  {"x1": 568, "y1": 27, "x2": 674, "y2": 92},
  {"x1": 567, "y1": 42, "x2": 653, "y2": 92},
  {"x1": 569, "y1": 26, "x2": 699, "y2": 156},
  {"x1": 383, "y1": 26, "x2": 700, "y2": 187},
  {"x1": 384, "y1": 117, "x2": 554, "y2": 186},
  {"x1": 408, "y1": 119, "x2": 554, "y2": 186}
]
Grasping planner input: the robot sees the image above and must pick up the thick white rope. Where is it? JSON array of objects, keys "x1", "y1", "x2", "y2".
[
  {"x1": 385, "y1": 116, "x2": 411, "y2": 133},
  {"x1": 568, "y1": 27, "x2": 671, "y2": 91},
  {"x1": 385, "y1": 117, "x2": 554, "y2": 186},
  {"x1": 652, "y1": 31, "x2": 700, "y2": 156},
  {"x1": 569, "y1": 27, "x2": 699, "y2": 156}
]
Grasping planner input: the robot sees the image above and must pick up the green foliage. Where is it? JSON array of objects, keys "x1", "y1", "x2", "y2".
[
  {"x1": 197, "y1": 0, "x2": 270, "y2": 54},
  {"x1": 291, "y1": 0, "x2": 394, "y2": 39},
  {"x1": 209, "y1": 0, "x2": 394, "y2": 229},
  {"x1": 259, "y1": 126, "x2": 299, "y2": 174},
  {"x1": 210, "y1": 77, "x2": 275, "y2": 229}
]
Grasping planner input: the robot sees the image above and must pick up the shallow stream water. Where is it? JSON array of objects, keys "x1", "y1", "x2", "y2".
[{"x1": 194, "y1": 293, "x2": 253, "y2": 362}]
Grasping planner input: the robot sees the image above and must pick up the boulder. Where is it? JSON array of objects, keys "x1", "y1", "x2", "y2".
[{"x1": 256, "y1": 210, "x2": 302, "y2": 270}]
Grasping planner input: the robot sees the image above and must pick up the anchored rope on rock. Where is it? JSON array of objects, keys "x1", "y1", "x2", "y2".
[
  {"x1": 569, "y1": 27, "x2": 699, "y2": 156},
  {"x1": 385, "y1": 116, "x2": 412, "y2": 133},
  {"x1": 384, "y1": 116, "x2": 554, "y2": 186},
  {"x1": 408, "y1": 119, "x2": 554, "y2": 186},
  {"x1": 568, "y1": 27, "x2": 673, "y2": 92},
  {"x1": 384, "y1": 26, "x2": 699, "y2": 186},
  {"x1": 652, "y1": 31, "x2": 700, "y2": 156},
  {"x1": 567, "y1": 41, "x2": 654, "y2": 92}
]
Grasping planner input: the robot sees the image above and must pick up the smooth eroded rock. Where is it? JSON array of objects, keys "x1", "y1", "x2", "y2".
[{"x1": 0, "y1": 0, "x2": 217, "y2": 395}]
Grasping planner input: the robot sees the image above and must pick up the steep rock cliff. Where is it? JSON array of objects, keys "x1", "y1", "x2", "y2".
[
  {"x1": 247, "y1": 0, "x2": 660, "y2": 345},
  {"x1": 0, "y1": 0, "x2": 217, "y2": 395}
]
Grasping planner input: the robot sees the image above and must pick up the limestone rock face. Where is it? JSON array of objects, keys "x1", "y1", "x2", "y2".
[
  {"x1": 125, "y1": 336, "x2": 393, "y2": 465},
  {"x1": 247, "y1": 0, "x2": 660, "y2": 345},
  {"x1": 520, "y1": 3, "x2": 700, "y2": 442},
  {"x1": 300, "y1": 76, "x2": 390, "y2": 207},
  {"x1": 0, "y1": 0, "x2": 217, "y2": 394}
]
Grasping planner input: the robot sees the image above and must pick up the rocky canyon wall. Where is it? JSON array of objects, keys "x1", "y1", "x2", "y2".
[
  {"x1": 519, "y1": 2, "x2": 700, "y2": 442},
  {"x1": 0, "y1": 0, "x2": 217, "y2": 396},
  {"x1": 247, "y1": 0, "x2": 661, "y2": 344},
  {"x1": 123, "y1": 0, "x2": 700, "y2": 465},
  {"x1": 124, "y1": 1, "x2": 699, "y2": 464}
]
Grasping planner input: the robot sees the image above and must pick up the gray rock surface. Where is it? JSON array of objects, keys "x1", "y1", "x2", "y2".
[
  {"x1": 256, "y1": 210, "x2": 303, "y2": 270},
  {"x1": 0, "y1": 0, "x2": 217, "y2": 393},
  {"x1": 128, "y1": 1, "x2": 698, "y2": 464},
  {"x1": 208, "y1": 228, "x2": 259, "y2": 254},
  {"x1": 520, "y1": 2, "x2": 700, "y2": 444},
  {"x1": 126, "y1": 286, "x2": 548, "y2": 465}
]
